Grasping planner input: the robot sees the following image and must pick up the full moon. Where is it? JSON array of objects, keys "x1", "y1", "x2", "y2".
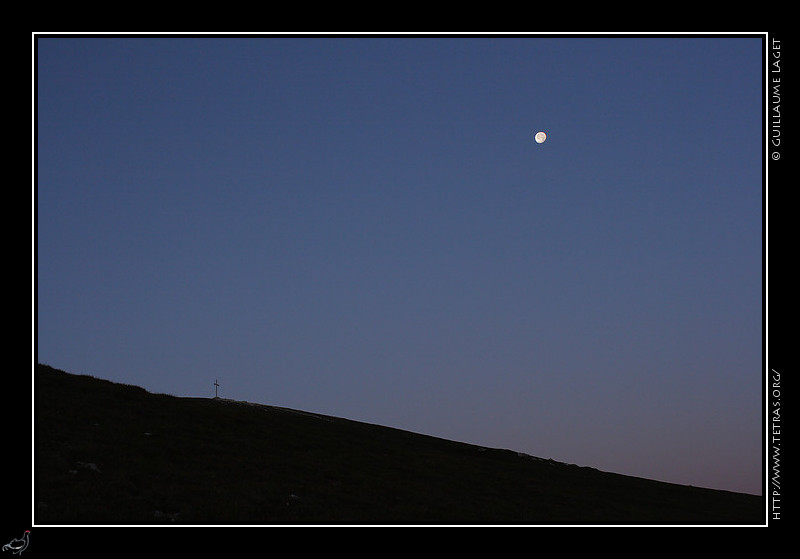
[{"x1": 535, "y1": 131, "x2": 547, "y2": 143}]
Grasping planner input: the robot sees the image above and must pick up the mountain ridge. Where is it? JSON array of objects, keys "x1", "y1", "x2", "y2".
[{"x1": 34, "y1": 363, "x2": 764, "y2": 525}]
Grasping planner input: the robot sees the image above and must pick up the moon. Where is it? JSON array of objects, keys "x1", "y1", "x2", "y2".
[{"x1": 534, "y1": 131, "x2": 547, "y2": 144}]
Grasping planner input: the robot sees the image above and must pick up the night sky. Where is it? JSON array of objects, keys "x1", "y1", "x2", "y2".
[{"x1": 36, "y1": 35, "x2": 763, "y2": 496}]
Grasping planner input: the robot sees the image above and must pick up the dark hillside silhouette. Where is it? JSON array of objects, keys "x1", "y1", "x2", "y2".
[{"x1": 34, "y1": 364, "x2": 763, "y2": 525}]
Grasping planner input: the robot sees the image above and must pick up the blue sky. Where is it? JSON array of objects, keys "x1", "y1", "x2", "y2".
[{"x1": 36, "y1": 35, "x2": 763, "y2": 496}]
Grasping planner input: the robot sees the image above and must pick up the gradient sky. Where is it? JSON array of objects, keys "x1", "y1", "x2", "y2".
[{"x1": 35, "y1": 34, "x2": 764, "y2": 496}]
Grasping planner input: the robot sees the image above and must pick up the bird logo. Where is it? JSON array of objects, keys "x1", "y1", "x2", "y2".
[{"x1": 2, "y1": 531, "x2": 29, "y2": 555}]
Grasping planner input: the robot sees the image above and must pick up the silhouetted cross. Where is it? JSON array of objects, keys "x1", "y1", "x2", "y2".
[{"x1": 214, "y1": 379, "x2": 219, "y2": 398}]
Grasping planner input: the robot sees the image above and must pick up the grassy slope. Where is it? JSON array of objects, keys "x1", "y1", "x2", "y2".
[{"x1": 34, "y1": 364, "x2": 764, "y2": 525}]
